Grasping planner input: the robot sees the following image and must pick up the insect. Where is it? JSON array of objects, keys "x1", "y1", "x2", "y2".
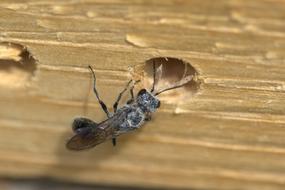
[{"x1": 66, "y1": 61, "x2": 193, "y2": 150}]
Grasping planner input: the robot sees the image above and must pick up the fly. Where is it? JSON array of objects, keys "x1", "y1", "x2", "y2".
[{"x1": 66, "y1": 61, "x2": 193, "y2": 150}]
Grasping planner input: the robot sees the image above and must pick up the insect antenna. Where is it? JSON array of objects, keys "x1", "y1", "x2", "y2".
[
  {"x1": 154, "y1": 75, "x2": 193, "y2": 95},
  {"x1": 150, "y1": 59, "x2": 156, "y2": 93},
  {"x1": 150, "y1": 60, "x2": 163, "y2": 94},
  {"x1": 154, "y1": 63, "x2": 193, "y2": 95}
]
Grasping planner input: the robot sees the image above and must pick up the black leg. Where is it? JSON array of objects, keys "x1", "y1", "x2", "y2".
[
  {"x1": 144, "y1": 112, "x2": 152, "y2": 121},
  {"x1": 150, "y1": 59, "x2": 156, "y2": 93},
  {"x1": 88, "y1": 65, "x2": 111, "y2": 118},
  {"x1": 113, "y1": 80, "x2": 132, "y2": 112},
  {"x1": 130, "y1": 86, "x2": 134, "y2": 100},
  {"x1": 127, "y1": 80, "x2": 140, "y2": 104},
  {"x1": 112, "y1": 137, "x2": 117, "y2": 146},
  {"x1": 114, "y1": 80, "x2": 141, "y2": 112},
  {"x1": 126, "y1": 87, "x2": 135, "y2": 104}
]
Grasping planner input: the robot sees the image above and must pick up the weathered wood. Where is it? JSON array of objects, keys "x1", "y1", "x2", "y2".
[{"x1": 0, "y1": 0, "x2": 285, "y2": 189}]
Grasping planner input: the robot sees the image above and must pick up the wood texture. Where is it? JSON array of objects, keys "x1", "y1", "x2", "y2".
[{"x1": 0, "y1": 0, "x2": 285, "y2": 190}]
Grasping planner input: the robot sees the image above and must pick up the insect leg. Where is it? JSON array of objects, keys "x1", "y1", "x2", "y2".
[
  {"x1": 144, "y1": 112, "x2": 152, "y2": 121},
  {"x1": 113, "y1": 80, "x2": 133, "y2": 112},
  {"x1": 127, "y1": 80, "x2": 141, "y2": 104},
  {"x1": 112, "y1": 137, "x2": 117, "y2": 146},
  {"x1": 114, "y1": 80, "x2": 141, "y2": 112},
  {"x1": 130, "y1": 86, "x2": 134, "y2": 100},
  {"x1": 88, "y1": 65, "x2": 111, "y2": 118}
]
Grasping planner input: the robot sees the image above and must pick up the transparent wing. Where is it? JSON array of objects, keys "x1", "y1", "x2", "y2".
[{"x1": 66, "y1": 127, "x2": 107, "y2": 151}]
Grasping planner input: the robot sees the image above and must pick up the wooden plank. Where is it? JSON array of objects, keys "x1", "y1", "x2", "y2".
[
  {"x1": 0, "y1": 178, "x2": 141, "y2": 190},
  {"x1": 0, "y1": 0, "x2": 285, "y2": 189}
]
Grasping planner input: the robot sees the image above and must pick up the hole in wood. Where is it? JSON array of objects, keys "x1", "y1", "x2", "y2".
[
  {"x1": 144, "y1": 57, "x2": 199, "y2": 103},
  {"x1": 0, "y1": 42, "x2": 37, "y2": 88}
]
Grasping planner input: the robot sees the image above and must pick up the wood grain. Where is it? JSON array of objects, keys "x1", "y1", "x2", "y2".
[{"x1": 0, "y1": 0, "x2": 285, "y2": 190}]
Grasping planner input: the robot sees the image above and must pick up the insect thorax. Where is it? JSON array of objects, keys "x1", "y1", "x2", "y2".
[
  {"x1": 117, "y1": 105, "x2": 146, "y2": 133},
  {"x1": 136, "y1": 89, "x2": 160, "y2": 113}
]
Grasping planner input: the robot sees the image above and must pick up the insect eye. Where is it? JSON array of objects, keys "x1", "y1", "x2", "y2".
[{"x1": 138, "y1": 89, "x2": 147, "y2": 96}]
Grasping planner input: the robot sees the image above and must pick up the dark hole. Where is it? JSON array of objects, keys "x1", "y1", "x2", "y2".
[{"x1": 144, "y1": 57, "x2": 200, "y2": 103}]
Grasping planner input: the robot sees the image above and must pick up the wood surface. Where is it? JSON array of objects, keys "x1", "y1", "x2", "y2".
[{"x1": 0, "y1": 0, "x2": 285, "y2": 190}]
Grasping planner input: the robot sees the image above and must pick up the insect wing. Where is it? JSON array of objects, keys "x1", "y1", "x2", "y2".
[{"x1": 66, "y1": 127, "x2": 106, "y2": 151}]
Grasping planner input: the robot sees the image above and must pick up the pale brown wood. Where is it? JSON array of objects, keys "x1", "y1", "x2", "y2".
[{"x1": 0, "y1": 0, "x2": 285, "y2": 190}]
